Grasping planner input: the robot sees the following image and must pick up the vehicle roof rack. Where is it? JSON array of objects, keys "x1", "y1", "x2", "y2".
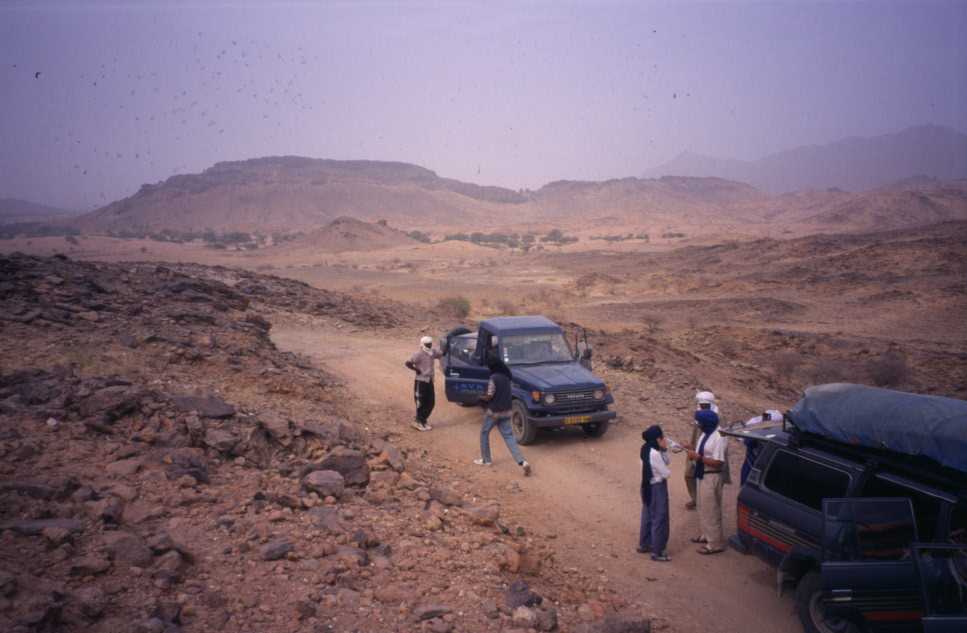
[{"x1": 786, "y1": 424, "x2": 967, "y2": 497}]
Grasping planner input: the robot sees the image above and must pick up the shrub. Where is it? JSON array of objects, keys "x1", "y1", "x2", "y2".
[
  {"x1": 810, "y1": 359, "x2": 849, "y2": 385},
  {"x1": 868, "y1": 351, "x2": 909, "y2": 387},
  {"x1": 407, "y1": 230, "x2": 432, "y2": 243},
  {"x1": 437, "y1": 296, "x2": 471, "y2": 319}
]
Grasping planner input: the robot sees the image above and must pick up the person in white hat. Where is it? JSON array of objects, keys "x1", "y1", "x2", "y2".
[
  {"x1": 684, "y1": 391, "x2": 719, "y2": 509},
  {"x1": 404, "y1": 335, "x2": 443, "y2": 431}
]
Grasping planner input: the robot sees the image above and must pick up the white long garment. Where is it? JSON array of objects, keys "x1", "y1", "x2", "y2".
[
  {"x1": 644, "y1": 450, "x2": 672, "y2": 484},
  {"x1": 698, "y1": 430, "x2": 728, "y2": 462}
]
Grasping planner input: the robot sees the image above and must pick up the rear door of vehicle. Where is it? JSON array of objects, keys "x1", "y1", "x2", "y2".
[
  {"x1": 443, "y1": 334, "x2": 489, "y2": 404},
  {"x1": 821, "y1": 498, "x2": 922, "y2": 630},
  {"x1": 913, "y1": 544, "x2": 967, "y2": 633},
  {"x1": 740, "y1": 447, "x2": 853, "y2": 562}
]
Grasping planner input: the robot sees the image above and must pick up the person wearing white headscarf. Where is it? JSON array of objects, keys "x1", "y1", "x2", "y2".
[
  {"x1": 404, "y1": 336, "x2": 443, "y2": 431},
  {"x1": 684, "y1": 391, "x2": 719, "y2": 509}
]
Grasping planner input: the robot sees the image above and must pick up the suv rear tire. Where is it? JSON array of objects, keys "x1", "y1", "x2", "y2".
[
  {"x1": 511, "y1": 400, "x2": 538, "y2": 445},
  {"x1": 795, "y1": 571, "x2": 858, "y2": 633}
]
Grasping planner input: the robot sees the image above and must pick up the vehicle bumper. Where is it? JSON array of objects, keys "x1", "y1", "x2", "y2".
[{"x1": 527, "y1": 409, "x2": 616, "y2": 429}]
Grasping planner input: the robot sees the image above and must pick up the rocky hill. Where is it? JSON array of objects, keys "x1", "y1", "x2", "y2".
[
  {"x1": 71, "y1": 157, "x2": 527, "y2": 235},
  {"x1": 0, "y1": 253, "x2": 649, "y2": 633},
  {"x1": 645, "y1": 125, "x2": 967, "y2": 193},
  {"x1": 278, "y1": 217, "x2": 417, "y2": 253}
]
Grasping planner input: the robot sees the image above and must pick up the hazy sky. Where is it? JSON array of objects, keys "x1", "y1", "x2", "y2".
[{"x1": 2, "y1": 0, "x2": 966, "y2": 209}]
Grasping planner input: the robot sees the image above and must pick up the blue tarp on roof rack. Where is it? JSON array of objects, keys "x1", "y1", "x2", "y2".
[{"x1": 788, "y1": 383, "x2": 967, "y2": 474}]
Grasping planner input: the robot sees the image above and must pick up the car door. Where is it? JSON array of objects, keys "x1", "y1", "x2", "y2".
[
  {"x1": 821, "y1": 498, "x2": 922, "y2": 631},
  {"x1": 443, "y1": 333, "x2": 489, "y2": 404},
  {"x1": 913, "y1": 544, "x2": 967, "y2": 633}
]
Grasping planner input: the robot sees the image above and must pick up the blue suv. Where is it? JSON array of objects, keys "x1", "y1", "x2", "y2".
[{"x1": 441, "y1": 316, "x2": 616, "y2": 444}]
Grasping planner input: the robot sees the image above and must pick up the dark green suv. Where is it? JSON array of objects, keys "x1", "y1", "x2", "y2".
[{"x1": 726, "y1": 384, "x2": 967, "y2": 633}]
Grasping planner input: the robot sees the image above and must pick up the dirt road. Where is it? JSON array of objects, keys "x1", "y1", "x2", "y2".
[{"x1": 272, "y1": 322, "x2": 800, "y2": 633}]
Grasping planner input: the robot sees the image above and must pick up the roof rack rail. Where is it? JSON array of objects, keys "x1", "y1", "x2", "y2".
[{"x1": 787, "y1": 425, "x2": 967, "y2": 495}]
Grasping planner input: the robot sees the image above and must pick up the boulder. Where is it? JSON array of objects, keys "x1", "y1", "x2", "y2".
[
  {"x1": 77, "y1": 386, "x2": 142, "y2": 421},
  {"x1": 102, "y1": 530, "x2": 153, "y2": 567},
  {"x1": 429, "y1": 484, "x2": 463, "y2": 507},
  {"x1": 260, "y1": 539, "x2": 293, "y2": 561},
  {"x1": 70, "y1": 555, "x2": 112, "y2": 576},
  {"x1": 258, "y1": 411, "x2": 292, "y2": 446},
  {"x1": 317, "y1": 447, "x2": 369, "y2": 486},
  {"x1": 302, "y1": 470, "x2": 345, "y2": 498},
  {"x1": 463, "y1": 504, "x2": 499, "y2": 526},
  {"x1": 203, "y1": 428, "x2": 238, "y2": 454},
  {"x1": 307, "y1": 507, "x2": 345, "y2": 533},
  {"x1": 170, "y1": 395, "x2": 235, "y2": 419}
]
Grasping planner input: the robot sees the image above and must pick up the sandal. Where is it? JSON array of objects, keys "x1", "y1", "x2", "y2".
[
  {"x1": 690, "y1": 536, "x2": 708, "y2": 544},
  {"x1": 697, "y1": 546, "x2": 724, "y2": 555}
]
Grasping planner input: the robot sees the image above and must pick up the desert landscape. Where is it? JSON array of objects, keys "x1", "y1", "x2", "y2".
[
  {"x1": 2, "y1": 148, "x2": 966, "y2": 633},
  {"x1": 2, "y1": 3, "x2": 967, "y2": 633}
]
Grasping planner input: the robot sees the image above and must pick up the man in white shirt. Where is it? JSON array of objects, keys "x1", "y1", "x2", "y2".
[{"x1": 686, "y1": 409, "x2": 728, "y2": 554}]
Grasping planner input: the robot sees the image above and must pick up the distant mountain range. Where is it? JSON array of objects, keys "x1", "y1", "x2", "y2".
[
  {"x1": 644, "y1": 125, "x2": 967, "y2": 193},
  {"x1": 24, "y1": 128, "x2": 966, "y2": 238},
  {"x1": 0, "y1": 198, "x2": 78, "y2": 224}
]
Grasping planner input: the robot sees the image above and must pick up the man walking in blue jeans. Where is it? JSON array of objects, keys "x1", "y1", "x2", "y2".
[{"x1": 475, "y1": 357, "x2": 532, "y2": 476}]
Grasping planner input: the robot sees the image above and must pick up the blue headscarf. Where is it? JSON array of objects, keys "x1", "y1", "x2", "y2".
[{"x1": 693, "y1": 410, "x2": 720, "y2": 479}]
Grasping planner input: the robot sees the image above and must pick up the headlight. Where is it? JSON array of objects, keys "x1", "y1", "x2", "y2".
[
  {"x1": 531, "y1": 390, "x2": 542, "y2": 403},
  {"x1": 593, "y1": 389, "x2": 605, "y2": 400},
  {"x1": 544, "y1": 393, "x2": 556, "y2": 405}
]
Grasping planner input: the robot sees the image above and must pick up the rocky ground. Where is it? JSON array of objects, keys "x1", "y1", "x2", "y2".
[{"x1": 0, "y1": 253, "x2": 650, "y2": 633}]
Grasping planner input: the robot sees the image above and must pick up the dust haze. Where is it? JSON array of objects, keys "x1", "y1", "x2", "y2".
[{"x1": 1, "y1": 3, "x2": 966, "y2": 633}]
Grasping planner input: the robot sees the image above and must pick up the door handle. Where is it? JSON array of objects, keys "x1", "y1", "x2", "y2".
[{"x1": 830, "y1": 589, "x2": 852, "y2": 603}]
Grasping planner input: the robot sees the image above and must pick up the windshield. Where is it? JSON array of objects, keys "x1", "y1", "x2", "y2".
[{"x1": 500, "y1": 333, "x2": 573, "y2": 365}]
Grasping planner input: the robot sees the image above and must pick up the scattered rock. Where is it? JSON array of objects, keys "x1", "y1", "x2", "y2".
[
  {"x1": 203, "y1": 427, "x2": 238, "y2": 454},
  {"x1": 106, "y1": 456, "x2": 142, "y2": 477},
  {"x1": 302, "y1": 470, "x2": 345, "y2": 498},
  {"x1": 413, "y1": 604, "x2": 452, "y2": 621},
  {"x1": 317, "y1": 447, "x2": 370, "y2": 486},
  {"x1": 513, "y1": 606, "x2": 539, "y2": 628},
  {"x1": 70, "y1": 554, "x2": 112, "y2": 576},
  {"x1": 463, "y1": 503, "x2": 499, "y2": 526},
  {"x1": 505, "y1": 579, "x2": 543, "y2": 608},
  {"x1": 260, "y1": 539, "x2": 293, "y2": 561},
  {"x1": 0, "y1": 518, "x2": 84, "y2": 536},
  {"x1": 103, "y1": 530, "x2": 154, "y2": 567},
  {"x1": 170, "y1": 394, "x2": 236, "y2": 419},
  {"x1": 429, "y1": 484, "x2": 463, "y2": 507}
]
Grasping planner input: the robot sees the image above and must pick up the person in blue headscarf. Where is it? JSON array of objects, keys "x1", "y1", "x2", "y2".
[
  {"x1": 686, "y1": 408, "x2": 729, "y2": 554},
  {"x1": 638, "y1": 424, "x2": 672, "y2": 562}
]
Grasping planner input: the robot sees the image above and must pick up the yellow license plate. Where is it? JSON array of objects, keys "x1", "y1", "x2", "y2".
[{"x1": 563, "y1": 415, "x2": 591, "y2": 425}]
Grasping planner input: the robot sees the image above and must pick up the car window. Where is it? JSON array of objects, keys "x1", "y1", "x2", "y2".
[
  {"x1": 823, "y1": 498, "x2": 917, "y2": 561},
  {"x1": 763, "y1": 450, "x2": 850, "y2": 512},
  {"x1": 861, "y1": 474, "x2": 944, "y2": 540}
]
